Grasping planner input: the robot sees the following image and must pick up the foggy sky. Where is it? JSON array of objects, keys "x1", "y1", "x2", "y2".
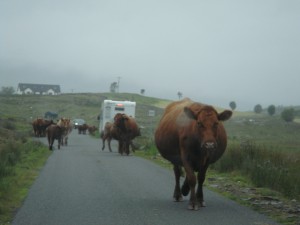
[{"x1": 1, "y1": 0, "x2": 300, "y2": 111}]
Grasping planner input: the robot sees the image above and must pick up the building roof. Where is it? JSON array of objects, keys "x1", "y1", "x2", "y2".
[{"x1": 18, "y1": 83, "x2": 61, "y2": 93}]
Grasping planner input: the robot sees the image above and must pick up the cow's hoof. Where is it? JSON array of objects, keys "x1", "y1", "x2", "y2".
[
  {"x1": 173, "y1": 195, "x2": 183, "y2": 202},
  {"x1": 200, "y1": 201, "x2": 206, "y2": 207},
  {"x1": 188, "y1": 202, "x2": 200, "y2": 211}
]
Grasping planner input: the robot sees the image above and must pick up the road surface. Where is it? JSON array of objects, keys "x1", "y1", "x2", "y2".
[{"x1": 12, "y1": 131, "x2": 280, "y2": 225}]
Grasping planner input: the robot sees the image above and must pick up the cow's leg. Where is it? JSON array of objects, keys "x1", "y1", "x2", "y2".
[
  {"x1": 179, "y1": 142, "x2": 200, "y2": 210},
  {"x1": 118, "y1": 140, "x2": 123, "y2": 155},
  {"x1": 120, "y1": 140, "x2": 127, "y2": 155},
  {"x1": 181, "y1": 177, "x2": 190, "y2": 196},
  {"x1": 173, "y1": 165, "x2": 183, "y2": 202},
  {"x1": 196, "y1": 163, "x2": 209, "y2": 207},
  {"x1": 62, "y1": 136, "x2": 66, "y2": 146},
  {"x1": 188, "y1": 176, "x2": 198, "y2": 210},
  {"x1": 186, "y1": 171, "x2": 198, "y2": 210},
  {"x1": 108, "y1": 138, "x2": 112, "y2": 152},
  {"x1": 37, "y1": 128, "x2": 41, "y2": 137},
  {"x1": 182, "y1": 158, "x2": 198, "y2": 210},
  {"x1": 126, "y1": 141, "x2": 130, "y2": 155},
  {"x1": 58, "y1": 138, "x2": 61, "y2": 149},
  {"x1": 47, "y1": 136, "x2": 50, "y2": 150},
  {"x1": 47, "y1": 133, "x2": 51, "y2": 150},
  {"x1": 121, "y1": 141, "x2": 126, "y2": 155},
  {"x1": 124, "y1": 140, "x2": 130, "y2": 155},
  {"x1": 101, "y1": 136, "x2": 106, "y2": 150},
  {"x1": 49, "y1": 137, "x2": 54, "y2": 150}
]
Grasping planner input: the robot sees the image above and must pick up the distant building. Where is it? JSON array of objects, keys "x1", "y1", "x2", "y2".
[{"x1": 16, "y1": 83, "x2": 61, "y2": 95}]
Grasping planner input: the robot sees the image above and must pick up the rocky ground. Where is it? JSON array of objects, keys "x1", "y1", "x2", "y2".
[{"x1": 206, "y1": 174, "x2": 300, "y2": 225}]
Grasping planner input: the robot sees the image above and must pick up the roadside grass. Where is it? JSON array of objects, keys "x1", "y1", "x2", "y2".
[
  {"x1": 0, "y1": 140, "x2": 51, "y2": 225},
  {"x1": 0, "y1": 116, "x2": 51, "y2": 225},
  {"x1": 210, "y1": 140, "x2": 300, "y2": 199}
]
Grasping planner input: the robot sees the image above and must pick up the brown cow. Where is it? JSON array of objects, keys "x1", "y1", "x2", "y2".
[
  {"x1": 58, "y1": 118, "x2": 72, "y2": 146},
  {"x1": 113, "y1": 113, "x2": 141, "y2": 155},
  {"x1": 101, "y1": 122, "x2": 121, "y2": 152},
  {"x1": 88, "y1": 125, "x2": 97, "y2": 135},
  {"x1": 154, "y1": 98, "x2": 232, "y2": 210},
  {"x1": 32, "y1": 118, "x2": 43, "y2": 137},
  {"x1": 46, "y1": 124, "x2": 63, "y2": 150},
  {"x1": 32, "y1": 118, "x2": 53, "y2": 137},
  {"x1": 78, "y1": 124, "x2": 88, "y2": 134}
]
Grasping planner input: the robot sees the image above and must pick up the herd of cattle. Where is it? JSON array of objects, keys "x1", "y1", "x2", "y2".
[
  {"x1": 31, "y1": 113, "x2": 140, "y2": 155},
  {"x1": 31, "y1": 117, "x2": 97, "y2": 150},
  {"x1": 31, "y1": 98, "x2": 232, "y2": 210}
]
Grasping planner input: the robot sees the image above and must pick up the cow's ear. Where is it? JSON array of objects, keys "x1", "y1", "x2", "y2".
[
  {"x1": 218, "y1": 110, "x2": 232, "y2": 121},
  {"x1": 184, "y1": 107, "x2": 197, "y2": 120}
]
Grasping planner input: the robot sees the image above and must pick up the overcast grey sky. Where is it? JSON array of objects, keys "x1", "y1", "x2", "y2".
[{"x1": 1, "y1": 0, "x2": 299, "y2": 111}]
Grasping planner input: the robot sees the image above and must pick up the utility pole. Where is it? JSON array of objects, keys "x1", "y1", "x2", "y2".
[{"x1": 117, "y1": 76, "x2": 121, "y2": 93}]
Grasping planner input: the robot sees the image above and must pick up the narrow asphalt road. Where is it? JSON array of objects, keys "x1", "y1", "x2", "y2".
[{"x1": 12, "y1": 131, "x2": 280, "y2": 225}]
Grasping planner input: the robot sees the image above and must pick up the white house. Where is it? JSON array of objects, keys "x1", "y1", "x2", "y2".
[{"x1": 16, "y1": 83, "x2": 61, "y2": 95}]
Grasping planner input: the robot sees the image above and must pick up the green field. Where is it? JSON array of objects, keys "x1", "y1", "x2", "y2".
[
  {"x1": 2, "y1": 93, "x2": 299, "y2": 151},
  {"x1": 0, "y1": 92, "x2": 299, "y2": 225}
]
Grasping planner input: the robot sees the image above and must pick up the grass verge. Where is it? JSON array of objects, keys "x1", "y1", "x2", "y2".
[{"x1": 0, "y1": 141, "x2": 51, "y2": 225}]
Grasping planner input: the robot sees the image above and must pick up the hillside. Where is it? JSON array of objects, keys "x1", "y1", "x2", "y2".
[
  {"x1": 1, "y1": 92, "x2": 300, "y2": 152},
  {"x1": 0, "y1": 93, "x2": 170, "y2": 141}
]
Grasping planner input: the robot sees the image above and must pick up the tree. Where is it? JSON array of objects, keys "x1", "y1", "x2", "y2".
[
  {"x1": 254, "y1": 104, "x2": 262, "y2": 114},
  {"x1": 110, "y1": 82, "x2": 118, "y2": 93},
  {"x1": 267, "y1": 105, "x2": 276, "y2": 116},
  {"x1": 281, "y1": 108, "x2": 295, "y2": 122},
  {"x1": 0, "y1": 86, "x2": 15, "y2": 95},
  {"x1": 229, "y1": 101, "x2": 237, "y2": 110},
  {"x1": 177, "y1": 91, "x2": 182, "y2": 99},
  {"x1": 140, "y1": 89, "x2": 145, "y2": 95}
]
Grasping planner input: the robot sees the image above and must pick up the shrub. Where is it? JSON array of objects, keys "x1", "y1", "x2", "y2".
[
  {"x1": 0, "y1": 141, "x2": 21, "y2": 177},
  {"x1": 254, "y1": 104, "x2": 263, "y2": 114},
  {"x1": 2, "y1": 120, "x2": 16, "y2": 130},
  {"x1": 267, "y1": 105, "x2": 276, "y2": 116},
  {"x1": 281, "y1": 108, "x2": 295, "y2": 122},
  {"x1": 229, "y1": 101, "x2": 237, "y2": 110}
]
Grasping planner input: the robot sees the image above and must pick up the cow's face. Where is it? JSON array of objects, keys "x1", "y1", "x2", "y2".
[
  {"x1": 184, "y1": 106, "x2": 232, "y2": 150},
  {"x1": 57, "y1": 118, "x2": 69, "y2": 128},
  {"x1": 114, "y1": 113, "x2": 128, "y2": 129}
]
